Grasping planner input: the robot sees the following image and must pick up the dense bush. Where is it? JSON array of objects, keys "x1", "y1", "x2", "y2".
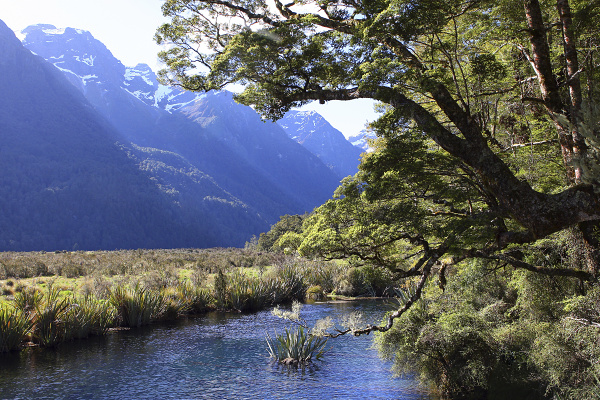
[{"x1": 376, "y1": 258, "x2": 600, "y2": 399}]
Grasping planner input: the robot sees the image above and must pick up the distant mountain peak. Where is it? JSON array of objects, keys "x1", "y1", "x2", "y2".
[
  {"x1": 12, "y1": 23, "x2": 343, "y2": 250},
  {"x1": 278, "y1": 110, "x2": 363, "y2": 178},
  {"x1": 348, "y1": 129, "x2": 377, "y2": 153}
]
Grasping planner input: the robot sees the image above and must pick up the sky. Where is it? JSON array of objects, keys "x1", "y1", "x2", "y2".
[{"x1": 0, "y1": 0, "x2": 378, "y2": 138}]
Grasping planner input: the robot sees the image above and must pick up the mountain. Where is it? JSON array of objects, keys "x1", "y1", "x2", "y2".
[
  {"x1": 278, "y1": 110, "x2": 364, "y2": 178},
  {"x1": 181, "y1": 92, "x2": 341, "y2": 210},
  {"x1": 3, "y1": 23, "x2": 342, "y2": 250},
  {"x1": 348, "y1": 129, "x2": 377, "y2": 153},
  {"x1": 0, "y1": 19, "x2": 240, "y2": 251}
]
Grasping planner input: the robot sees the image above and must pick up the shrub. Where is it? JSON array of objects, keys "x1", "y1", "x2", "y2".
[{"x1": 305, "y1": 285, "x2": 326, "y2": 301}]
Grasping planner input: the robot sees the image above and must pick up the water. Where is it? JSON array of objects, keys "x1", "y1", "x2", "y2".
[{"x1": 0, "y1": 300, "x2": 432, "y2": 399}]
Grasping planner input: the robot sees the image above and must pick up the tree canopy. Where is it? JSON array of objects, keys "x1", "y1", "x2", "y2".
[
  {"x1": 156, "y1": 0, "x2": 600, "y2": 289},
  {"x1": 156, "y1": 1, "x2": 600, "y2": 396}
]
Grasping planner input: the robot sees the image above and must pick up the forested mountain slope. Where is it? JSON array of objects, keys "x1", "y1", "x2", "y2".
[
  {"x1": 0, "y1": 21, "x2": 343, "y2": 250},
  {"x1": 0, "y1": 19, "x2": 222, "y2": 250},
  {"x1": 21, "y1": 24, "x2": 340, "y2": 231}
]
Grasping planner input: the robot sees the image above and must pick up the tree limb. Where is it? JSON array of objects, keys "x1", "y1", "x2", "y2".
[{"x1": 324, "y1": 241, "x2": 450, "y2": 338}]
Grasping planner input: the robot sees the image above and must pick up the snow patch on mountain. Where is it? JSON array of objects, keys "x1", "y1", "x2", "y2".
[
  {"x1": 74, "y1": 54, "x2": 96, "y2": 66},
  {"x1": 278, "y1": 110, "x2": 364, "y2": 178},
  {"x1": 348, "y1": 130, "x2": 377, "y2": 153}
]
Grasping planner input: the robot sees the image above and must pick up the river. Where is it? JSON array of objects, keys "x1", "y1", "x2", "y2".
[{"x1": 0, "y1": 299, "x2": 433, "y2": 399}]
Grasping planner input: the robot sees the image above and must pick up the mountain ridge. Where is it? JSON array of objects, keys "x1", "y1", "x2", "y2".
[{"x1": 0, "y1": 20, "x2": 359, "y2": 251}]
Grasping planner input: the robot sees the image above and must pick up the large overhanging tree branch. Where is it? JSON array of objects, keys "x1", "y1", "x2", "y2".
[
  {"x1": 326, "y1": 241, "x2": 448, "y2": 337},
  {"x1": 157, "y1": 1, "x2": 600, "y2": 341},
  {"x1": 282, "y1": 84, "x2": 600, "y2": 241},
  {"x1": 156, "y1": 0, "x2": 600, "y2": 250}
]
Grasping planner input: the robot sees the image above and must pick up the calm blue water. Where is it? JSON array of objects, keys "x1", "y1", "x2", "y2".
[{"x1": 0, "y1": 300, "x2": 432, "y2": 399}]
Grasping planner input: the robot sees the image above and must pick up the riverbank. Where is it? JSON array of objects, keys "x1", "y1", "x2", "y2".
[{"x1": 0, "y1": 248, "x2": 400, "y2": 353}]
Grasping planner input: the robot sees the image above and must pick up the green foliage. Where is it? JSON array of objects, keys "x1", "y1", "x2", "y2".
[
  {"x1": 108, "y1": 284, "x2": 165, "y2": 328},
  {"x1": 227, "y1": 270, "x2": 272, "y2": 312},
  {"x1": 13, "y1": 286, "x2": 44, "y2": 313},
  {"x1": 32, "y1": 285, "x2": 70, "y2": 347},
  {"x1": 63, "y1": 295, "x2": 116, "y2": 339},
  {"x1": 257, "y1": 214, "x2": 307, "y2": 252},
  {"x1": 343, "y1": 265, "x2": 395, "y2": 297},
  {"x1": 0, "y1": 305, "x2": 32, "y2": 352},
  {"x1": 176, "y1": 282, "x2": 212, "y2": 314},
  {"x1": 375, "y1": 255, "x2": 600, "y2": 399},
  {"x1": 266, "y1": 326, "x2": 328, "y2": 364},
  {"x1": 213, "y1": 269, "x2": 228, "y2": 310}
]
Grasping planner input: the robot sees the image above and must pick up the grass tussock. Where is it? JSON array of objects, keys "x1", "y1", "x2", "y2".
[
  {"x1": 109, "y1": 284, "x2": 165, "y2": 328},
  {"x1": 0, "y1": 305, "x2": 33, "y2": 352},
  {"x1": 0, "y1": 248, "x2": 400, "y2": 353},
  {"x1": 266, "y1": 326, "x2": 328, "y2": 364}
]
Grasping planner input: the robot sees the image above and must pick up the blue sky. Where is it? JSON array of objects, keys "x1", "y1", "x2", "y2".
[{"x1": 0, "y1": 0, "x2": 378, "y2": 138}]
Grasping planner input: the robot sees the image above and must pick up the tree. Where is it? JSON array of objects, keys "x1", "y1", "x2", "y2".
[
  {"x1": 256, "y1": 213, "x2": 306, "y2": 251},
  {"x1": 156, "y1": 1, "x2": 600, "y2": 395},
  {"x1": 156, "y1": 0, "x2": 600, "y2": 303}
]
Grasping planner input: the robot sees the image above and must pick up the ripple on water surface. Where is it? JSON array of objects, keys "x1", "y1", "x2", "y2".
[{"x1": 0, "y1": 300, "x2": 432, "y2": 399}]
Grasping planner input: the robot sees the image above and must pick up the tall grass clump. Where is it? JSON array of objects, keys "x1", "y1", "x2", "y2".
[
  {"x1": 266, "y1": 326, "x2": 328, "y2": 364},
  {"x1": 214, "y1": 269, "x2": 228, "y2": 310},
  {"x1": 13, "y1": 287, "x2": 44, "y2": 313},
  {"x1": 0, "y1": 305, "x2": 33, "y2": 352},
  {"x1": 109, "y1": 284, "x2": 165, "y2": 327},
  {"x1": 160, "y1": 286, "x2": 191, "y2": 321},
  {"x1": 176, "y1": 283, "x2": 213, "y2": 314},
  {"x1": 64, "y1": 295, "x2": 116, "y2": 339},
  {"x1": 228, "y1": 271, "x2": 271, "y2": 312},
  {"x1": 270, "y1": 263, "x2": 306, "y2": 304},
  {"x1": 32, "y1": 286, "x2": 70, "y2": 347}
]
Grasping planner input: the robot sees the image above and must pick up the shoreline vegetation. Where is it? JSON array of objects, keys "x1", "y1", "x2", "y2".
[{"x1": 0, "y1": 248, "x2": 397, "y2": 354}]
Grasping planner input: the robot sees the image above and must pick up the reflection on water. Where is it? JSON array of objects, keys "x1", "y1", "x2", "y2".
[{"x1": 0, "y1": 300, "x2": 432, "y2": 399}]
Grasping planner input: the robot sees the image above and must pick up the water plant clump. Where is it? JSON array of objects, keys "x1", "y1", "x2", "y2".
[
  {"x1": 108, "y1": 284, "x2": 165, "y2": 328},
  {"x1": 266, "y1": 301, "x2": 333, "y2": 365},
  {"x1": 266, "y1": 326, "x2": 328, "y2": 365},
  {"x1": 31, "y1": 286, "x2": 70, "y2": 347}
]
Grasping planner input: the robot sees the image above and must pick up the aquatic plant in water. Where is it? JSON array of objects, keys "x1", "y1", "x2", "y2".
[
  {"x1": 266, "y1": 326, "x2": 328, "y2": 364},
  {"x1": 267, "y1": 301, "x2": 329, "y2": 364}
]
